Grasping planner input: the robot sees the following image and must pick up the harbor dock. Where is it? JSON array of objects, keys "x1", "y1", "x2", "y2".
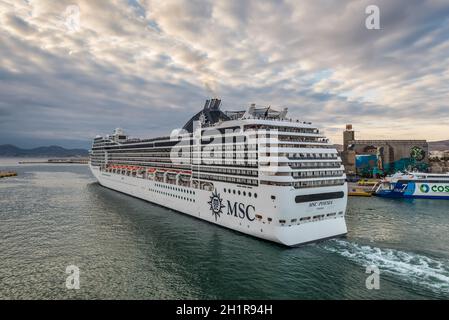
[{"x1": 348, "y1": 179, "x2": 379, "y2": 197}]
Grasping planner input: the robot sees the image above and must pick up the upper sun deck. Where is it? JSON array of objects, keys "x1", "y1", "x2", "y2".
[
  {"x1": 189, "y1": 98, "x2": 320, "y2": 133},
  {"x1": 94, "y1": 98, "x2": 324, "y2": 145}
]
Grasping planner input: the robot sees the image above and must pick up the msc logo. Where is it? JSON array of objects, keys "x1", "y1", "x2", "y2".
[
  {"x1": 419, "y1": 184, "x2": 430, "y2": 193},
  {"x1": 208, "y1": 189, "x2": 225, "y2": 221}
]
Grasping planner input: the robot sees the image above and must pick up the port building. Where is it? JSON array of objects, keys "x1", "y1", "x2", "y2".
[{"x1": 341, "y1": 124, "x2": 429, "y2": 177}]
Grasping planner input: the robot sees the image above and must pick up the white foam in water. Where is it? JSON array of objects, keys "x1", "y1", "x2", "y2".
[{"x1": 324, "y1": 239, "x2": 449, "y2": 294}]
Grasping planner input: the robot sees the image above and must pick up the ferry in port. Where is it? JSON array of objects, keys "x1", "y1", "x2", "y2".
[
  {"x1": 89, "y1": 99, "x2": 348, "y2": 246},
  {"x1": 375, "y1": 171, "x2": 449, "y2": 199}
]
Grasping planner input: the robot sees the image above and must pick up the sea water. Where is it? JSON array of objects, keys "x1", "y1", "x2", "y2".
[{"x1": 0, "y1": 161, "x2": 448, "y2": 299}]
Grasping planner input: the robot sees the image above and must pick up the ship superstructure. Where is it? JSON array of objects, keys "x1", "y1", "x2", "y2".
[{"x1": 90, "y1": 99, "x2": 348, "y2": 246}]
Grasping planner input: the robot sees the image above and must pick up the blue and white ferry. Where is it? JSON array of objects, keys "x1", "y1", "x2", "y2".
[{"x1": 375, "y1": 171, "x2": 449, "y2": 199}]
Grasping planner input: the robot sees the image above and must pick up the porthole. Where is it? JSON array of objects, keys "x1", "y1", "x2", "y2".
[
  {"x1": 243, "y1": 191, "x2": 246, "y2": 196},
  {"x1": 238, "y1": 190, "x2": 241, "y2": 195},
  {"x1": 254, "y1": 193, "x2": 258, "y2": 198},
  {"x1": 248, "y1": 192, "x2": 252, "y2": 197}
]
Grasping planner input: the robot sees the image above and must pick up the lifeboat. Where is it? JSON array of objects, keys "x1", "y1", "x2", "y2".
[{"x1": 167, "y1": 172, "x2": 177, "y2": 179}]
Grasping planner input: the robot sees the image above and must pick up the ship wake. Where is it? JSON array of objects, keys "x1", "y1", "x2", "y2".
[{"x1": 323, "y1": 239, "x2": 449, "y2": 295}]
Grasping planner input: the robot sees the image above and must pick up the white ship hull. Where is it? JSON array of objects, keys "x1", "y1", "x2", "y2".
[{"x1": 90, "y1": 165, "x2": 347, "y2": 246}]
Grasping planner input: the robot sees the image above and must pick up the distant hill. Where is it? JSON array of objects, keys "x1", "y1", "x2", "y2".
[
  {"x1": 429, "y1": 140, "x2": 449, "y2": 151},
  {"x1": 0, "y1": 144, "x2": 89, "y2": 157}
]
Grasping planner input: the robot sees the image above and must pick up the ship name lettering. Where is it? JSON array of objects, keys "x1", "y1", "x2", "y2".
[{"x1": 309, "y1": 200, "x2": 333, "y2": 207}]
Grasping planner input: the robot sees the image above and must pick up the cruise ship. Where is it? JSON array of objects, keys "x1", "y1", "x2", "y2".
[
  {"x1": 375, "y1": 171, "x2": 449, "y2": 199},
  {"x1": 89, "y1": 99, "x2": 348, "y2": 246}
]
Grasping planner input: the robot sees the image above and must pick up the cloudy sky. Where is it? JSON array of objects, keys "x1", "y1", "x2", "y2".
[{"x1": 1, "y1": 0, "x2": 449, "y2": 148}]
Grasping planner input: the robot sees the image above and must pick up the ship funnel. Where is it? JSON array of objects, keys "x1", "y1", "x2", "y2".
[{"x1": 209, "y1": 98, "x2": 221, "y2": 110}]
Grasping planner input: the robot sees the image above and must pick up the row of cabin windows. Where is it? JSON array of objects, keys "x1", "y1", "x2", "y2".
[
  {"x1": 108, "y1": 149, "x2": 258, "y2": 157},
  {"x1": 192, "y1": 160, "x2": 258, "y2": 167},
  {"x1": 244, "y1": 125, "x2": 319, "y2": 134},
  {"x1": 105, "y1": 163, "x2": 190, "y2": 171},
  {"x1": 106, "y1": 158, "x2": 258, "y2": 168},
  {"x1": 278, "y1": 136, "x2": 327, "y2": 143},
  {"x1": 194, "y1": 167, "x2": 258, "y2": 177},
  {"x1": 278, "y1": 211, "x2": 343, "y2": 225},
  {"x1": 109, "y1": 142, "x2": 258, "y2": 152},
  {"x1": 223, "y1": 188, "x2": 258, "y2": 198},
  {"x1": 292, "y1": 170, "x2": 344, "y2": 178},
  {"x1": 198, "y1": 152, "x2": 258, "y2": 159},
  {"x1": 109, "y1": 153, "x2": 179, "y2": 158},
  {"x1": 197, "y1": 144, "x2": 257, "y2": 151},
  {"x1": 285, "y1": 153, "x2": 338, "y2": 159},
  {"x1": 261, "y1": 143, "x2": 334, "y2": 149},
  {"x1": 259, "y1": 153, "x2": 337, "y2": 159},
  {"x1": 105, "y1": 148, "x2": 171, "y2": 154},
  {"x1": 289, "y1": 161, "x2": 341, "y2": 169},
  {"x1": 107, "y1": 154, "x2": 258, "y2": 161},
  {"x1": 293, "y1": 179, "x2": 346, "y2": 188},
  {"x1": 154, "y1": 183, "x2": 195, "y2": 195},
  {"x1": 193, "y1": 173, "x2": 258, "y2": 186},
  {"x1": 260, "y1": 179, "x2": 345, "y2": 188}
]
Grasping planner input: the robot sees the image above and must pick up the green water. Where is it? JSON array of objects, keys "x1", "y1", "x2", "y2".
[{"x1": 0, "y1": 162, "x2": 448, "y2": 299}]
